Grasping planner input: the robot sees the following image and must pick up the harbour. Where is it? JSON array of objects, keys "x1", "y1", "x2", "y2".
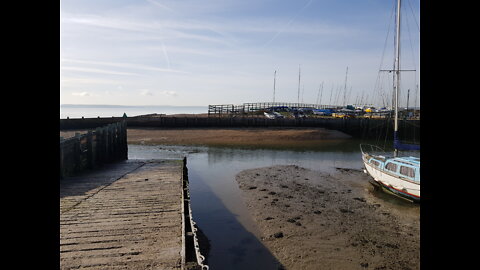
[
  {"x1": 60, "y1": 123, "x2": 419, "y2": 269},
  {"x1": 127, "y1": 137, "x2": 419, "y2": 269},
  {"x1": 59, "y1": 0, "x2": 421, "y2": 268}
]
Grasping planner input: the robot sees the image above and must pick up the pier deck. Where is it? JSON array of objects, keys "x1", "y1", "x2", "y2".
[{"x1": 60, "y1": 160, "x2": 185, "y2": 269}]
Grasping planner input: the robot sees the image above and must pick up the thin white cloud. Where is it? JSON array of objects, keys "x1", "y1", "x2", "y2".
[
  {"x1": 140, "y1": 89, "x2": 154, "y2": 96},
  {"x1": 61, "y1": 66, "x2": 140, "y2": 76},
  {"x1": 146, "y1": 0, "x2": 174, "y2": 12},
  {"x1": 61, "y1": 59, "x2": 187, "y2": 74},
  {"x1": 72, "y1": 92, "x2": 91, "y2": 97},
  {"x1": 61, "y1": 13, "x2": 232, "y2": 46},
  {"x1": 61, "y1": 77, "x2": 126, "y2": 86},
  {"x1": 160, "y1": 90, "x2": 178, "y2": 97}
]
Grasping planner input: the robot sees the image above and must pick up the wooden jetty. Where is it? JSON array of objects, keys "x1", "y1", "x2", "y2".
[{"x1": 60, "y1": 159, "x2": 206, "y2": 269}]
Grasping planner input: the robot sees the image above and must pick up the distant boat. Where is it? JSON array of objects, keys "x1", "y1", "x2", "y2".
[
  {"x1": 312, "y1": 109, "x2": 333, "y2": 116},
  {"x1": 360, "y1": 0, "x2": 420, "y2": 202},
  {"x1": 272, "y1": 111, "x2": 284, "y2": 118},
  {"x1": 264, "y1": 111, "x2": 276, "y2": 119}
]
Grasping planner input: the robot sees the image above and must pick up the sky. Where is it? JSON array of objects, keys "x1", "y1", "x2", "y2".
[{"x1": 60, "y1": 0, "x2": 420, "y2": 108}]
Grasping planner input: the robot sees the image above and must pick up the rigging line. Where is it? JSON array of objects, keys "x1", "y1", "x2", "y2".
[
  {"x1": 379, "y1": 2, "x2": 396, "y2": 72},
  {"x1": 383, "y1": 114, "x2": 392, "y2": 150},
  {"x1": 404, "y1": 6, "x2": 418, "y2": 73},
  {"x1": 329, "y1": 83, "x2": 334, "y2": 105},
  {"x1": 372, "y1": 2, "x2": 396, "y2": 108},
  {"x1": 319, "y1": 81, "x2": 324, "y2": 105},
  {"x1": 406, "y1": 0, "x2": 420, "y2": 31}
]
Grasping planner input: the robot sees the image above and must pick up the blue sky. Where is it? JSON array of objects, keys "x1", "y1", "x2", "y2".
[{"x1": 60, "y1": 0, "x2": 420, "y2": 108}]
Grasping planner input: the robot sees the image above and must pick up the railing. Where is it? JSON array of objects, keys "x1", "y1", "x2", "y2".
[
  {"x1": 360, "y1": 144, "x2": 387, "y2": 156},
  {"x1": 60, "y1": 121, "x2": 127, "y2": 179}
]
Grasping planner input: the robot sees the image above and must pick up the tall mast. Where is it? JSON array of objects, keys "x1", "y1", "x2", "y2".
[
  {"x1": 297, "y1": 65, "x2": 301, "y2": 104},
  {"x1": 273, "y1": 70, "x2": 276, "y2": 104},
  {"x1": 343, "y1": 66, "x2": 348, "y2": 106},
  {"x1": 393, "y1": 0, "x2": 401, "y2": 156}
]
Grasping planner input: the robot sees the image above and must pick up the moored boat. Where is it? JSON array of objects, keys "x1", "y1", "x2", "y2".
[
  {"x1": 361, "y1": 0, "x2": 420, "y2": 202},
  {"x1": 361, "y1": 145, "x2": 420, "y2": 202}
]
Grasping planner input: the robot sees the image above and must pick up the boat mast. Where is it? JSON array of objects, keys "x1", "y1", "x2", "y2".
[
  {"x1": 393, "y1": 0, "x2": 401, "y2": 157},
  {"x1": 343, "y1": 66, "x2": 348, "y2": 106},
  {"x1": 273, "y1": 70, "x2": 276, "y2": 104},
  {"x1": 297, "y1": 65, "x2": 301, "y2": 105}
]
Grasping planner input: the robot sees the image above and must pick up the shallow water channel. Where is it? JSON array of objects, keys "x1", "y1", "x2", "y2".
[{"x1": 128, "y1": 140, "x2": 397, "y2": 269}]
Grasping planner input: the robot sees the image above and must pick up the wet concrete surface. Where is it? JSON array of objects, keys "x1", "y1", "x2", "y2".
[{"x1": 60, "y1": 160, "x2": 185, "y2": 269}]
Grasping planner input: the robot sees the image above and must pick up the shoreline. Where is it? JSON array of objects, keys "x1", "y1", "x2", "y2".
[
  {"x1": 60, "y1": 127, "x2": 354, "y2": 149},
  {"x1": 236, "y1": 165, "x2": 420, "y2": 270},
  {"x1": 125, "y1": 127, "x2": 352, "y2": 148}
]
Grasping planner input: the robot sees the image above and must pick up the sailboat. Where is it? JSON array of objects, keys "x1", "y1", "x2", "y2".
[{"x1": 360, "y1": 0, "x2": 420, "y2": 202}]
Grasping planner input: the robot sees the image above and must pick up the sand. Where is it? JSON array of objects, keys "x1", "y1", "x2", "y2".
[{"x1": 236, "y1": 165, "x2": 420, "y2": 270}]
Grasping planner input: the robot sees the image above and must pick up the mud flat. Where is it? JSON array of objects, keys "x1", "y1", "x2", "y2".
[
  {"x1": 126, "y1": 127, "x2": 351, "y2": 148},
  {"x1": 236, "y1": 165, "x2": 420, "y2": 270}
]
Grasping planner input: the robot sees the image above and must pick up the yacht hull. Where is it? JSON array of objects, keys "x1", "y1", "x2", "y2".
[{"x1": 362, "y1": 155, "x2": 420, "y2": 201}]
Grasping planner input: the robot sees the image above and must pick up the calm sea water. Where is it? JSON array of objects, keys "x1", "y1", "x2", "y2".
[
  {"x1": 128, "y1": 142, "x2": 372, "y2": 269},
  {"x1": 60, "y1": 104, "x2": 207, "y2": 119}
]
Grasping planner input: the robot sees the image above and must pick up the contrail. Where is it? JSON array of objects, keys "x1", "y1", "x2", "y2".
[
  {"x1": 263, "y1": 0, "x2": 314, "y2": 47},
  {"x1": 161, "y1": 43, "x2": 171, "y2": 69},
  {"x1": 146, "y1": 0, "x2": 174, "y2": 12}
]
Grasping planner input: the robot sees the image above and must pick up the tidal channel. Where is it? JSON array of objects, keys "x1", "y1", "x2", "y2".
[{"x1": 128, "y1": 140, "x2": 402, "y2": 269}]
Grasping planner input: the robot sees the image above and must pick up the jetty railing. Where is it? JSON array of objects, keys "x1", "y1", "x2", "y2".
[
  {"x1": 59, "y1": 121, "x2": 128, "y2": 179},
  {"x1": 208, "y1": 102, "x2": 341, "y2": 117}
]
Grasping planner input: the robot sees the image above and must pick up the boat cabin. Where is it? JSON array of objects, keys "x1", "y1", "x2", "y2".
[{"x1": 367, "y1": 156, "x2": 420, "y2": 183}]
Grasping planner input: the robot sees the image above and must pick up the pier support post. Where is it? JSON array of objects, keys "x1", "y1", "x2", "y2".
[{"x1": 86, "y1": 131, "x2": 94, "y2": 169}]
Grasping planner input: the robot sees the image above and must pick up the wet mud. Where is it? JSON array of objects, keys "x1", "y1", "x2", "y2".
[{"x1": 236, "y1": 165, "x2": 420, "y2": 270}]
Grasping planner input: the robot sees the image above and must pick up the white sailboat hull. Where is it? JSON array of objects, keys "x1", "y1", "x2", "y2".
[{"x1": 362, "y1": 155, "x2": 420, "y2": 201}]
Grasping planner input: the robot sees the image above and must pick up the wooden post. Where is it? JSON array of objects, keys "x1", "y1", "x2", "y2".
[
  {"x1": 60, "y1": 143, "x2": 64, "y2": 179},
  {"x1": 114, "y1": 122, "x2": 120, "y2": 160},
  {"x1": 95, "y1": 127, "x2": 103, "y2": 165},
  {"x1": 73, "y1": 134, "x2": 81, "y2": 173},
  {"x1": 103, "y1": 126, "x2": 108, "y2": 163},
  {"x1": 123, "y1": 120, "x2": 128, "y2": 160},
  {"x1": 107, "y1": 124, "x2": 114, "y2": 162},
  {"x1": 86, "y1": 131, "x2": 94, "y2": 169},
  {"x1": 111, "y1": 123, "x2": 117, "y2": 160}
]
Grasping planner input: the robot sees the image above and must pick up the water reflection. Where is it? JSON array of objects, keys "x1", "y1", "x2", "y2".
[{"x1": 188, "y1": 167, "x2": 282, "y2": 269}]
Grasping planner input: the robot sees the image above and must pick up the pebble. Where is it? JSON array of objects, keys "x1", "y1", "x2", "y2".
[{"x1": 273, "y1": 232, "x2": 284, "y2": 238}]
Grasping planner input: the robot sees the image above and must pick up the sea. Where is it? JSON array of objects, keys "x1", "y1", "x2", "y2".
[{"x1": 60, "y1": 104, "x2": 207, "y2": 119}]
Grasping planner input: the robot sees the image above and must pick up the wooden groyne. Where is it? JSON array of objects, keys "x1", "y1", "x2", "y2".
[
  {"x1": 60, "y1": 158, "x2": 208, "y2": 270},
  {"x1": 60, "y1": 121, "x2": 128, "y2": 178},
  {"x1": 60, "y1": 116, "x2": 420, "y2": 141}
]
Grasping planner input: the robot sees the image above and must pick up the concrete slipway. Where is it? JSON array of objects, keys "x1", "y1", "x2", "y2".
[{"x1": 60, "y1": 159, "x2": 206, "y2": 269}]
